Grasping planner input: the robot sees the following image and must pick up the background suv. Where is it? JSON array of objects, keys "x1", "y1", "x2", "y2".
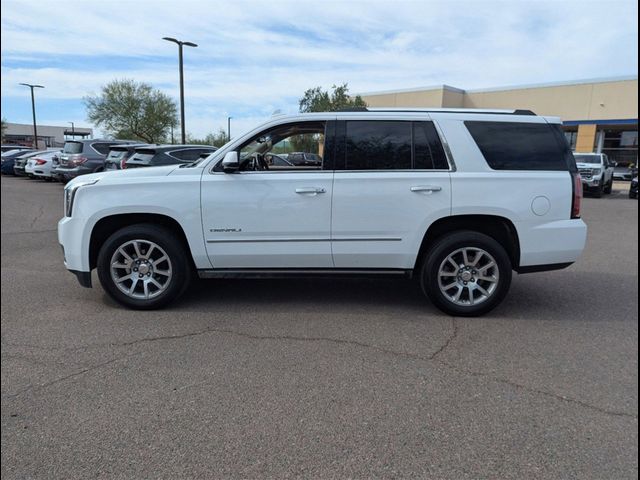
[
  {"x1": 104, "y1": 144, "x2": 150, "y2": 170},
  {"x1": 574, "y1": 153, "x2": 615, "y2": 197},
  {"x1": 124, "y1": 145, "x2": 218, "y2": 168},
  {"x1": 53, "y1": 139, "x2": 136, "y2": 182}
]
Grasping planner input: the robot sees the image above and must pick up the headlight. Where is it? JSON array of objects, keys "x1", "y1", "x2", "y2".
[
  {"x1": 64, "y1": 179, "x2": 99, "y2": 217},
  {"x1": 592, "y1": 168, "x2": 602, "y2": 175}
]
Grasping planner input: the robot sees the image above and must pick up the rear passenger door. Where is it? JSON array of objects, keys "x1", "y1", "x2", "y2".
[{"x1": 331, "y1": 119, "x2": 452, "y2": 269}]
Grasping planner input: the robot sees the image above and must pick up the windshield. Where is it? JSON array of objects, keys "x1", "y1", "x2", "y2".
[
  {"x1": 63, "y1": 142, "x2": 83, "y2": 154},
  {"x1": 574, "y1": 154, "x2": 602, "y2": 164},
  {"x1": 1, "y1": 149, "x2": 22, "y2": 157}
]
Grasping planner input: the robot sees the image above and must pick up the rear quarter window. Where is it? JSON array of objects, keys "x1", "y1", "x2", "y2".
[
  {"x1": 91, "y1": 143, "x2": 112, "y2": 155},
  {"x1": 465, "y1": 121, "x2": 571, "y2": 171}
]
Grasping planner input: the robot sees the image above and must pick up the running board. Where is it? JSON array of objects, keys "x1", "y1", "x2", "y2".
[{"x1": 198, "y1": 268, "x2": 413, "y2": 279}]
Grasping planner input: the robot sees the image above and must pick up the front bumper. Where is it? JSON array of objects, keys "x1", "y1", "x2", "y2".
[
  {"x1": 580, "y1": 175, "x2": 603, "y2": 189},
  {"x1": 58, "y1": 215, "x2": 92, "y2": 286}
]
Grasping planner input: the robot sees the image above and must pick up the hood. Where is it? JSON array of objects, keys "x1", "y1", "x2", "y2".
[{"x1": 67, "y1": 165, "x2": 179, "y2": 188}]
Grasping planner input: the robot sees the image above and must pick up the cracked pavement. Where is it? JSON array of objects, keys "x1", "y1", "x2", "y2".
[{"x1": 1, "y1": 176, "x2": 638, "y2": 479}]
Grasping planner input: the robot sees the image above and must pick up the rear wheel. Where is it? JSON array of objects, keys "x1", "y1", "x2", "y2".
[
  {"x1": 420, "y1": 231, "x2": 512, "y2": 317},
  {"x1": 97, "y1": 224, "x2": 191, "y2": 309}
]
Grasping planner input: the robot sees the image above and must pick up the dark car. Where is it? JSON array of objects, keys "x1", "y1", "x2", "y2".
[
  {"x1": 630, "y1": 177, "x2": 638, "y2": 199},
  {"x1": 52, "y1": 139, "x2": 137, "y2": 182},
  {"x1": 1, "y1": 149, "x2": 35, "y2": 175},
  {"x1": 104, "y1": 143, "x2": 150, "y2": 170},
  {"x1": 286, "y1": 151, "x2": 322, "y2": 166},
  {"x1": 125, "y1": 145, "x2": 217, "y2": 169}
]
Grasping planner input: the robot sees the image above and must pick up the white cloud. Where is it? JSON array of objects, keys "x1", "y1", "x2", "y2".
[{"x1": 1, "y1": 0, "x2": 637, "y2": 137}]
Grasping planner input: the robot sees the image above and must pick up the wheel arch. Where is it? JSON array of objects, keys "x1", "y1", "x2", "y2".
[
  {"x1": 89, "y1": 213, "x2": 196, "y2": 271},
  {"x1": 414, "y1": 214, "x2": 521, "y2": 271}
]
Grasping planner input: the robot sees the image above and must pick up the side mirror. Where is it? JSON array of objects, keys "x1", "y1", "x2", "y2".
[
  {"x1": 221, "y1": 151, "x2": 239, "y2": 173},
  {"x1": 613, "y1": 161, "x2": 618, "y2": 167}
]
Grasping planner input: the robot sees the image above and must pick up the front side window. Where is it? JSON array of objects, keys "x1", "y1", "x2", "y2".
[{"x1": 234, "y1": 122, "x2": 326, "y2": 172}]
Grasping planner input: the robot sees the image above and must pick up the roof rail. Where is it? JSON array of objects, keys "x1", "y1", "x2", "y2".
[{"x1": 360, "y1": 107, "x2": 536, "y2": 116}]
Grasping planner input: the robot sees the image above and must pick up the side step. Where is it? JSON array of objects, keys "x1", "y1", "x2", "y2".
[{"x1": 198, "y1": 268, "x2": 413, "y2": 279}]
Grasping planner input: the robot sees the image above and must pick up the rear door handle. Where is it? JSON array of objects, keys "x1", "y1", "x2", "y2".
[
  {"x1": 295, "y1": 187, "x2": 326, "y2": 195},
  {"x1": 411, "y1": 185, "x2": 442, "y2": 193}
]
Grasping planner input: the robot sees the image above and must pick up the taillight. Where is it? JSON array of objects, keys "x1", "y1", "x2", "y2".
[
  {"x1": 571, "y1": 172, "x2": 582, "y2": 219},
  {"x1": 69, "y1": 156, "x2": 88, "y2": 166},
  {"x1": 35, "y1": 158, "x2": 47, "y2": 165},
  {"x1": 120, "y1": 158, "x2": 127, "y2": 169}
]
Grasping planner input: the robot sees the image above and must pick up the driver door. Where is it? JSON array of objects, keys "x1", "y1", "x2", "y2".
[{"x1": 200, "y1": 120, "x2": 335, "y2": 269}]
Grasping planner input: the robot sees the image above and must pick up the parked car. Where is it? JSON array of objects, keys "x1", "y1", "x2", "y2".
[
  {"x1": 26, "y1": 150, "x2": 61, "y2": 181},
  {"x1": 59, "y1": 108, "x2": 587, "y2": 316},
  {"x1": 13, "y1": 150, "x2": 54, "y2": 176},
  {"x1": 104, "y1": 144, "x2": 150, "y2": 171},
  {"x1": 287, "y1": 151, "x2": 322, "y2": 166},
  {"x1": 124, "y1": 145, "x2": 218, "y2": 168},
  {"x1": 630, "y1": 177, "x2": 638, "y2": 199},
  {"x1": 52, "y1": 139, "x2": 136, "y2": 182},
  {"x1": 574, "y1": 153, "x2": 615, "y2": 197},
  {"x1": 1, "y1": 145, "x2": 32, "y2": 153},
  {"x1": 613, "y1": 164, "x2": 636, "y2": 181},
  {"x1": 1, "y1": 149, "x2": 35, "y2": 175}
]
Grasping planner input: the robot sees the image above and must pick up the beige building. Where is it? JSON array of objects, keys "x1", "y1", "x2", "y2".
[
  {"x1": 4, "y1": 122, "x2": 93, "y2": 148},
  {"x1": 359, "y1": 76, "x2": 638, "y2": 166}
]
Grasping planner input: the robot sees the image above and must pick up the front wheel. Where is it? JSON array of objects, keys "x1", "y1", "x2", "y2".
[
  {"x1": 420, "y1": 231, "x2": 512, "y2": 317},
  {"x1": 604, "y1": 178, "x2": 613, "y2": 194},
  {"x1": 97, "y1": 224, "x2": 191, "y2": 309}
]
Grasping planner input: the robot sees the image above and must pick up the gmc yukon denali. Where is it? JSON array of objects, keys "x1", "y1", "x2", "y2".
[{"x1": 58, "y1": 109, "x2": 587, "y2": 316}]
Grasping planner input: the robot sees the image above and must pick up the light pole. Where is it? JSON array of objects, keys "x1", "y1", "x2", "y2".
[
  {"x1": 162, "y1": 37, "x2": 197, "y2": 144},
  {"x1": 227, "y1": 116, "x2": 232, "y2": 142},
  {"x1": 68, "y1": 121, "x2": 75, "y2": 137},
  {"x1": 19, "y1": 83, "x2": 44, "y2": 149}
]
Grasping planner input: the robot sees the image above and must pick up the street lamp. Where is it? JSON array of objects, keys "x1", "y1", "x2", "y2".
[
  {"x1": 68, "y1": 121, "x2": 75, "y2": 136},
  {"x1": 162, "y1": 37, "x2": 198, "y2": 144},
  {"x1": 19, "y1": 83, "x2": 44, "y2": 149},
  {"x1": 227, "y1": 116, "x2": 232, "y2": 142}
]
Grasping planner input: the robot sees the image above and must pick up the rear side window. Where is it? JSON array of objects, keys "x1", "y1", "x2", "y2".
[
  {"x1": 465, "y1": 121, "x2": 570, "y2": 171},
  {"x1": 91, "y1": 143, "x2": 112, "y2": 155},
  {"x1": 414, "y1": 122, "x2": 449, "y2": 170},
  {"x1": 345, "y1": 121, "x2": 411, "y2": 170}
]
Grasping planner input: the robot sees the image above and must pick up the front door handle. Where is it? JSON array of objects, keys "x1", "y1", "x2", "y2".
[
  {"x1": 295, "y1": 187, "x2": 326, "y2": 195},
  {"x1": 411, "y1": 185, "x2": 442, "y2": 194}
]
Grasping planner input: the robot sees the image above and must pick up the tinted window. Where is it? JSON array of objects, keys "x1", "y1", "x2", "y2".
[
  {"x1": 91, "y1": 143, "x2": 112, "y2": 155},
  {"x1": 106, "y1": 149, "x2": 127, "y2": 160},
  {"x1": 414, "y1": 122, "x2": 449, "y2": 169},
  {"x1": 63, "y1": 142, "x2": 83, "y2": 154},
  {"x1": 345, "y1": 121, "x2": 411, "y2": 170},
  {"x1": 465, "y1": 121, "x2": 570, "y2": 171}
]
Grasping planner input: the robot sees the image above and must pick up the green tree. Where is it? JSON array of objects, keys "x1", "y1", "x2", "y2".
[
  {"x1": 187, "y1": 128, "x2": 229, "y2": 147},
  {"x1": 84, "y1": 79, "x2": 178, "y2": 143},
  {"x1": 298, "y1": 83, "x2": 367, "y2": 113},
  {"x1": 1, "y1": 117, "x2": 7, "y2": 143}
]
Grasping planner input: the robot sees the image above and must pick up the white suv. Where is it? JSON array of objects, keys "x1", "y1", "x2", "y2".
[{"x1": 58, "y1": 109, "x2": 587, "y2": 316}]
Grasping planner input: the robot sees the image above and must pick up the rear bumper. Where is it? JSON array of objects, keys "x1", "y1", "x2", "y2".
[
  {"x1": 517, "y1": 219, "x2": 587, "y2": 268},
  {"x1": 53, "y1": 165, "x2": 93, "y2": 180}
]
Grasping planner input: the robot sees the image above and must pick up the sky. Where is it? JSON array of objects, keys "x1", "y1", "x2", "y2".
[{"x1": 1, "y1": 0, "x2": 638, "y2": 139}]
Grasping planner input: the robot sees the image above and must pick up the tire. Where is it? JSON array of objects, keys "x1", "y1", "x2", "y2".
[
  {"x1": 420, "y1": 231, "x2": 512, "y2": 317},
  {"x1": 97, "y1": 224, "x2": 192, "y2": 309},
  {"x1": 604, "y1": 179, "x2": 613, "y2": 194},
  {"x1": 593, "y1": 183, "x2": 604, "y2": 198}
]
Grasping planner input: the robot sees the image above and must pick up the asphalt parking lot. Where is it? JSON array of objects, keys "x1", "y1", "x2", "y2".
[{"x1": 1, "y1": 175, "x2": 637, "y2": 479}]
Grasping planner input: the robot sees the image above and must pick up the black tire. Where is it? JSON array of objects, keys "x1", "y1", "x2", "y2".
[
  {"x1": 97, "y1": 224, "x2": 192, "y2": 309},
  {"x1": 420, "y1": 231, "x2": 512, "y2": 317},
  {"x1": 593, "y1": 183, "x2": 604, "y2": 198},
  {"x1": 604, "y1": 179, "x2": 613, "y2": 194}
]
